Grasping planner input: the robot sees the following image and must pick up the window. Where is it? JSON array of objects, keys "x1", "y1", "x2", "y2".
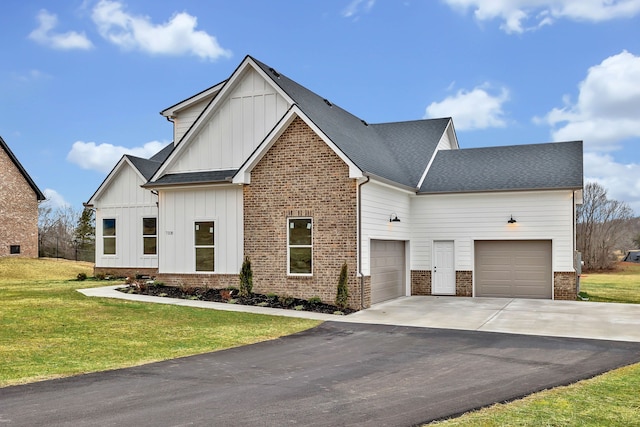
[
  {"x1": 143, "y1": 217, "x2": 157, "y2": 255},
  {"x1": 195, "y1": 221, "x2": 214, "y2": 272},
  {"x1": 288, "y1": 218, "x2": 312, "y2": 275},
  {"x1": 10, "y1": 245, "x2": 20, "y2": 255},
  {"x1": 103, "y1": 218, "x2": 116, "y2": 255}
]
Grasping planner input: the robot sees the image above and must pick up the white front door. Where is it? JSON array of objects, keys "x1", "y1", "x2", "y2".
[{"x1": 433, "y1": 241, "x2": 455, "y2": 295}]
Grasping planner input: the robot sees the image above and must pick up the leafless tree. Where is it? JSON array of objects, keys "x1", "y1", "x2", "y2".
[
  {"x1": 577, "y1": 182, "x2": 634, "y2": 270},
  {"x1": 38, "y1": 202, "x2": 80, "y2": 260}
]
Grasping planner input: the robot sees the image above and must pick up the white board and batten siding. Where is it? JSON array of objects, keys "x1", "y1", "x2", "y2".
[
  {"x1": 173, "y1": 98, "x2": 211, "y2": 144},
  {"x1": 158, "y1": 186, "x2": 243, "y2": 275},
  {"x1": 94, "y1": 163, "x2": 158, "y2": 269},
  {"x1": 410, "y1": 190, "x2": 576, "y2": 273},
  {"x1": 360, "y1": 181, "x2": 412, "y2": 281},
  {"x1": 167, "y1": 68, "x2": 290, "y2": 174}
]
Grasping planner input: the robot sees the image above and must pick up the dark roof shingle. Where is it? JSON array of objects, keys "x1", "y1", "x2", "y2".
[{"x1": 419, "y1": 141, "x2": 583, "y2": 193}]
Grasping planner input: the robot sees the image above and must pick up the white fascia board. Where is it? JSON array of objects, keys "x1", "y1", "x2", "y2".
[
  {"x1": 88, "y1": 157, "x2": 147, "y2": 205},
  {"x1": 160, "y1": 81, "x2": 225, "y2": 118},
  {"x1": 446, "y1": 119, "x2": 460, "y2": 150},
  {"x1": 152, "y1": 57, "x2": 295, "y2": 183},
  {"x1": 416, "y1": 118, "x2": 455, "y2": 190},
  {"x1": 232, "y1": 106, "x2": 363, "y2": 184}
]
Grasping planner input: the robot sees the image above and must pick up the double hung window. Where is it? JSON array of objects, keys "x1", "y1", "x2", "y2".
[
  {"x1": 195, "y1": 221, "x2": 215, "y2": 272},
  {"x1": 143, "y1": 218, "x2": 157, "y2": 255},
  {"x1": 288, "y1": 218, "x2": 312, "y2": 275},
  {"x1": 103, "y1": 218, "x2": 116, "y2": 255}
]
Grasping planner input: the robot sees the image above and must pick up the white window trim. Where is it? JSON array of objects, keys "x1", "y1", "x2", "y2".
[
  {"x1": 142, "y1": 216, "x2": 158, "y2": 257},
  {"x1": 194, "y1": 220, "x2": 215, "y2": 273},
  {"x1": 287, "y1": 217, "x2": 313, "y2": 276}
]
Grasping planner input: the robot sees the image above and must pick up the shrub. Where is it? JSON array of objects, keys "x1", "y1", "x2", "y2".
[
  {"x1": 278, "y1": 295, "x2": 294, "y2": 307},
  {"x1": 77, "y1": 272, "x2": 87, "y2": 281},
  {"x1": 308, "y1": 296, "x2": 322, "y2": 305},
  {"x1": 239, "y1": 257, "x2": 253, "y2": 297},
  {"x1": 335, "y1": 262, "x2": 349, "y2": 309}
]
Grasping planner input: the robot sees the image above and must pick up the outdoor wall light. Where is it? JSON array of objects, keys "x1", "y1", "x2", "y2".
[
  {"x1": 390, "y1": 213, "x2": 401, "y2": 222},
  {"x1": 507, "y1": 215, "x2": 517, "y2": 224}
]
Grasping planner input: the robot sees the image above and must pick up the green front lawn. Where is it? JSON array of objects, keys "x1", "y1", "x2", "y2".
[
  {"x1": 578, "y1": 262, "x2": 640, "y2": 304},
  {"x1": 0, "y1": 258, "x2": 319, "y2": 387}
]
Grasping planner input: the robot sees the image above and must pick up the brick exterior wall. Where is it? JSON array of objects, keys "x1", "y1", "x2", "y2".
[
  {"x1": 456, "y1": 271, "x2": 473, "y2": 296},
  {"x1": 244, "y1": 117, "x2": 360, "y2": 309},
  {"x1": 411, "y1": 270, "x2": 432, "y2": 295},
  {"x1": 554, "y1": 271, "x2": 577, "y2": 300},
  {"x1": 0, "y1": 145, "x2": 40, "y2": 258}
]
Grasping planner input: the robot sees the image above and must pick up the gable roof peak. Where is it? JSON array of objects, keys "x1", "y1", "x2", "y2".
[{"x1": 0, "y1": 136, "x2": 45, "y2": 201}]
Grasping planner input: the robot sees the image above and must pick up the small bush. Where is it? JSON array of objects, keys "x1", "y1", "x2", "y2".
[
  {"x1": 294, "y1": 305, "x2": 305, "y2": 311},
  {"x1": 77, "y1": 272, "x2": 87, "y2": 281},
  {"x1": 95, "y1": 273, "x2": 106, "y2": 280},
  {"x1": 239, "y1": 257, "x2": 253, "y2": 297},
  {"x1": 266, "y1": 293, "x2": 277, "y2": 299},
  {"x1": 278, "y1": 295, "x2": 294, "y2": 307},
  {"x1": 335, "y1": 262, "x2": 349, "y2": 309},
  {"x1": 308, "y1": 296, "x2": 322, "y2": 305}
]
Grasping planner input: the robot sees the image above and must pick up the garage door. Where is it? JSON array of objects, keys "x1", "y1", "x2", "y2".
[
  {"x1": 475, "y1": 240, "x2": 552, "y2": 299},
  {"x1": 370, "y1": 240, "x2": 405, "y2": 304}
]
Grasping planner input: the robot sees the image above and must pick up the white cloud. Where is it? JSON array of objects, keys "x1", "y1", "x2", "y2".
[
  {"x1": 42, "y1": 188, "x2": 71, "y2": 209},
  {"x1": 537, "y1": 50, "x2": 640, "y2": 150},
  {"x1": 443, "y1": 0, "x2": 640, "y2": 33},
  {"x1": 67, "y1": 140, "x2": 168, "y2": 173},
  {"x1": 584, "y1": 152, "x2": 640, "y2": 213},
  {"x1": 91, "y1": 0, "x2": 231, "y2": 60},
  {"x1": 28, "y1": 9, "x2": 93, "y2": 50},
  {"x1": 424, "y1": 84, "x2": 509, "y2": 130},
  {"x1": 342, "y1": 0, "x2": 376, "y2": 18},
  {"x1": 12, "y1": 69, "x2": 52, "y2": 82}
]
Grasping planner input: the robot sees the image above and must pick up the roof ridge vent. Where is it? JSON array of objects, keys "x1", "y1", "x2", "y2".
[
  {"x1": 269, "y1": 67, "x2": 280, "y2": 78},
  {"x1": 323, "y1": 99, "x2": 332, "y2": 107},
  {"x1": 361, "y1": 119, "x2": 368, "y2": 126}
]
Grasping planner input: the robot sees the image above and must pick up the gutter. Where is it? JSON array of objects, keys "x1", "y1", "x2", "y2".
[{"x1": 357, "y1": 174, "x2": 371, "y2": 309}]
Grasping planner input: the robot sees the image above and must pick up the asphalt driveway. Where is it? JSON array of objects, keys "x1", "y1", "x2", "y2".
[{"x1": 2, "y1": 322, "x2": 640, "y2": 426}]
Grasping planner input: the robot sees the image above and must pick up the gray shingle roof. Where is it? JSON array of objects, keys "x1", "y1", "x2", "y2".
[
  {"x1": 419, "y1": 141, "x2": 583, "y2": 193},
  {"x1": 145, "y1": 170, "x2": 237, "y2": 187},
  {"x1": 126, "y1": 143, "x2": 173, "y2": 180},
  {"x1": 251, "y1": 57, "x2": 447, "y2": 188}
]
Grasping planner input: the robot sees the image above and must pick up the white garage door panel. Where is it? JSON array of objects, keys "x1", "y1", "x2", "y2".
[
  {"x1": 475, "y1": 240, "x2": 552, "y2": 299},
  {"x1": 370, "y1": 240, "x2": 405, "y2": 304}
]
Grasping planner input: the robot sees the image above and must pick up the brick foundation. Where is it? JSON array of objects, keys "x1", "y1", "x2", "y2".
[
  {"x1": 155, "y1": 273, "x2": 239, "y2": 289},
  {"x1": 243, "y1": 117, "x2": 360, "y2": 309},
  {"x1": 94, "y1": 267, "x2": 158, "y2": 279},
  {"x1": 411, "y1": 270, "x2": 432, "y2": 295},
  {"x1": 554, "y1": 271, "x2": 577, "y2": 300},
  {"x1": 456, "y1": 271, "x2": 473, "y2": 296}
]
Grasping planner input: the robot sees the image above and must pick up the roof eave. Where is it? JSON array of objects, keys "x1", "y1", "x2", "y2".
[{"x1": 417, "y1": 185, "x2": 584, "y2": 195}]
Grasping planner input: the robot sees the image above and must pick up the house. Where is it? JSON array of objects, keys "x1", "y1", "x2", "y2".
[
  {"x1": 86, "y1": 55, "x2": 583, "y2": 308},
  {"x1": 0, "y1": 136, "x2": 46, "y2": 257}
]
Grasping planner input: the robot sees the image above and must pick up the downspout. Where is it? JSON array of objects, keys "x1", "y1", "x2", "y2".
[{"x1": 358, "y1": 175, "x2": 370, "y2": 310}]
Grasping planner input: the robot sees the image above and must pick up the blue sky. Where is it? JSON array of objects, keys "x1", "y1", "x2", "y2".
[{"x1": 1, "y1": 0, "x2": 640, "y2": 213}]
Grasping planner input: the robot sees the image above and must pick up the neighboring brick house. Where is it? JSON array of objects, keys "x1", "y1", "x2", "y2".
[
  {"x1": 0, "y1": 136, "x2": 46, "y2": 258},
  {"x1": 86, "y1": 55, "x2": 583, "y2": 309}
]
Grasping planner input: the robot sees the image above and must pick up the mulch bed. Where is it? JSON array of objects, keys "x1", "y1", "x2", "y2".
[{"x1": 118, "y1": 284, "x2": 355, "y2": 315}]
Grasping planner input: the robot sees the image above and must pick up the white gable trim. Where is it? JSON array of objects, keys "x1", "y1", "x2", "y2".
[
  {"x1": 160, "y1": 81, "x2": 225, "y2": 119},
  {"x1": 87, "y1": 156, "x2": 148, "y2": 205},
  {"x1": 152, "y1": 56, "x2": 295, "y2": 183},
  {"x1": 233, "y1": 106, "x2": 363, "y2": 184},
  {"x1": 416, "y1": 118, "x2": 455, "y2": 190}
]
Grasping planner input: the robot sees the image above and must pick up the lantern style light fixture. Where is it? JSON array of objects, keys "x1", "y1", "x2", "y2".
[
  {"x1": 389, "y1": 213, "x2": 401, "y2": 223},
  {"x1": 507, "y1": 215, "x2": 517, "y2": 224}
]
